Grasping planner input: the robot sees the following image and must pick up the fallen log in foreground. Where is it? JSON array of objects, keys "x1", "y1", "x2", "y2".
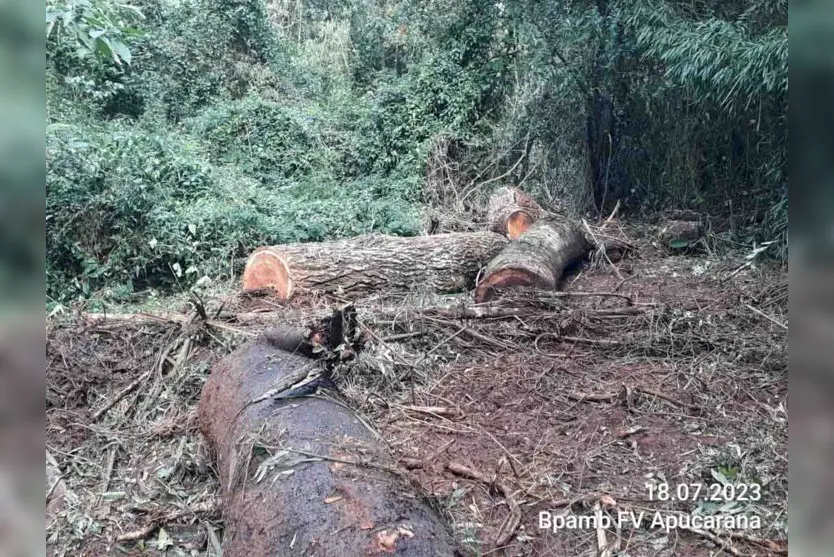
[
  {"x1": 242, "y1": 231, "x2": 507, "y2": 301},
  {"x1": 197, "y1": 320, "x2": 456, "y2": 556},
  {"x1": 486, "y1": 186, "x2": 542, "y2": 239},
  {"x1": 475, "y1": 219, "x2": 590, "y2": 303}
]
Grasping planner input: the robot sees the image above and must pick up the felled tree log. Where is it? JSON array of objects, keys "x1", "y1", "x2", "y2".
[
  {"x1": 660, "y1": 219, "x2": 701, "y2": 248},
  {"x1": 474, "y1": 219, "x2": 590, "y2": 303},
  {"x1": 486, "y1": 186, "x2": 543, "y2": 239},
  {"x1": 197, "y1": 326, "x2": 456, "y2": 556},
  {"x1": 242, "y1": 231, "x2": 508, "y2": 301}
]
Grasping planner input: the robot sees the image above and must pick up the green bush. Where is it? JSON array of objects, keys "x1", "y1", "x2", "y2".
[
  {"x1": 46, "y1": 123, "x2": 277, "y2": 302},
  {"x1": 46, "y1": 117, "x2": 422, "y2": 303},
  {"x1": 189, "y1": 97, "x2": 330, "y2": 182}
]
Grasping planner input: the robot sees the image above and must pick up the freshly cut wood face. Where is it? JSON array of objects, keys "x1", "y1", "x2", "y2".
[
  {"x1": 242, "y1": 249, "x2": 292, "y2": 299},
  {"x1": 487, "y1": 186, "x2": 543, "y2": 239},
  {"x1": 475, "y1": 219, "x2": 590, "y2": 303},
  {"x1": 474, "y1": 268, "x2": 544, "y2": 302},
  {"x1": 506, "y1": 211, "x2": 535, "y2": 239}
]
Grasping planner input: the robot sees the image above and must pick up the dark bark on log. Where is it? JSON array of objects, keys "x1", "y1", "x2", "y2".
[
  {"x1": 660, "y1": 220, "x2": 701, "y2": 246},
  {"x1": 486, "y1": 186, "x2": 542, "y2": 239},
  {"x1": 197, "y1": 330, "x2": 456, "y2": 557},
  {"x1": 242, "y1": 231, "x2": 508, "y2": 301},
  {"x1": 474, "y1": 219, "x2": 590, "y2": 303}
]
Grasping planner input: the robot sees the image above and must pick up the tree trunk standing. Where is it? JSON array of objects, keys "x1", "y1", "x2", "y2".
[
  {"x1": 475, "y1": 219, "x2": 590, "y2": 302},
  {"x1": 585, "y1": 0, "x2": 631, "y2": 215},
  {"x1": 242, "y1": 231, "x2": 508, "y2": 301},
  {"x1": 486, "y1": 186, "x2": 543, "y2": 239},
  {"x1": 197, "y1": 331, "x2": 456, "y2": 556}
]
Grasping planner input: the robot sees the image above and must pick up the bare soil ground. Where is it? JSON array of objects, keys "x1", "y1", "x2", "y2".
[{"x1": 46, "y1": 234, "x2": 788, "y2": 556}]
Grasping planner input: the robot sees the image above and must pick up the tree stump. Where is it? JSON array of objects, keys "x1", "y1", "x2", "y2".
[
  {"x1": 486, "y1": 186, "x2": 543, "y2": 239},
  {"x1": 242, "y1": 231, "x2": 507, "y2": 301},
  {"x1": 475, "y1": 219, "x2": 590, "y2": 302}
]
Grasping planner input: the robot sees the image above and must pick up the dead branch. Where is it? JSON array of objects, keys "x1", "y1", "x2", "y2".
[
  {"x1": 399, "y1": 405, "x2": 463, "y2": 418},
  {"x1": 745, "y1": 303, "x2": 788, "y2": 330},
  {"x1": 536, "y1": 332, "x2": 623, "y2": 347},
  {"x1": 568, "y1": 392, "x2": 618, "y2": 403},
  {"x1": 116, "y1": 500, "x2": 219, "y2": 542},
  {"x1": 91, "y1": 368, "x2": 154, "y2": 421},
  {"x1": 446, "y1": 462, "x2": 521, "y2": 547},
  {"x1": 635, "y1": 386, "x2": 694, "y2": 409},
  {"x1": 679, "y1": 526, "x2": 747, "y2": 557},
  {"x1": 399, "y1": 440, "x2": 455, "y2": 470}
]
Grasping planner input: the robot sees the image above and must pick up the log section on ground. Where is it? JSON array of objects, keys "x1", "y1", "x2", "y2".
[
  {"x1": 475, "y1": 219, "x2": 590, "y2": 303},
  {"x1": 486, "y1": 186, "x2": 543, "y2": 239},
  {"x1": 242, "y1": 231, "x2": 508, "y2": 301},
  {"x1": 197, "y1": 330, "x2": 456, "y2": 556}
]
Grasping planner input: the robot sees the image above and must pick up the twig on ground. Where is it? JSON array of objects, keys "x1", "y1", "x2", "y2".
[
  {"x1": 381, "y1": 331, "x2": 425, "y2": 342},
  {"x1": 538, "y1": 291, "x2": 633, "y2": 305},
  {"x1": 100, "y1": 446, "x2": 117, "y2": 495},
  {"x1": 400, "y1": 439, "x2": 455, "y2": 470},
  {"x1": 616, "y1": 425, "x2": 645, "y2": 439},
  {"x1": 726, "y1": 532, "x2": 788, "y2": 554},
  {"x1": 679, "y1": 526, "x2": 747, "y2": 557},
  {"x1": 399, "y1": 405, "x2": 463, "y2": 418},
  {"x1": 536, "y1": 332, "x2": 623, "y2": 347},
  {"x1": 92, "y1": 368, "x2": 154, "y2": 421},
  {"x1": 446, "y1": 462, "x2": 521, "y2": 547},
  {"x1": 594, "y1": 501, "x2": 612, "y2": 557},
  {"x1": 636, "y1": 386, "x2": 694, "y2": 409},
  {"x1": 568, "y1": 392, "x2": 618, "y2": 403},
  {"x1": 745, "y1": 304, "x2": 788, "y2": 330},
  {"x1": 285, "y1": 448, "x2": 400, "y2": 475},
  {"x1": 116, "y1": 500, "x2": 220, "y2": 543}
]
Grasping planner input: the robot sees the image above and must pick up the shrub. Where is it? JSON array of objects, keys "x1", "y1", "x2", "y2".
[
  {"x1": 46, "y1": 123, "x2": 279, "y2": 302},
  {"x1": 189, "y1": 96, "x2": 330, "y2": 182}
]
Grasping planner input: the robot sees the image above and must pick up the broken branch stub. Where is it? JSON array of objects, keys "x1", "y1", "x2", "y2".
[{"x1": 197, "y1": 329, "x2": 456, "y2": 556}]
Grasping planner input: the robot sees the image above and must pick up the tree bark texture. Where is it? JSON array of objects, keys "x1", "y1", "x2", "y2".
[
  {"x1": 242, "y1": 231, "x2": 508, "y2": 301},
  {"x1": 474, "y1": 219, "x2": 590, "y2": 303},
  {"x1": 486, "y1": 186, "x2": 543, "y2": 239},
  {"x1": 197, "y1": 330, "x2": 456, "y2": 556}
]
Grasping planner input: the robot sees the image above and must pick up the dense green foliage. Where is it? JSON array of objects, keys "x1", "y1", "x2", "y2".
[{"x1": 46, "y1": 0, "x2": 787, "y2": 305}]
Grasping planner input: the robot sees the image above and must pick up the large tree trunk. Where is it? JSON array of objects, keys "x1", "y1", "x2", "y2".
[
  {"x1": 474, "y1": 219, "x2": 590, "y2": 302},
  {"x1": 197, "y1": 326, "x2": 456, "y2": 556},
  {"x1": 486, "y1": 186, "x2": 542, "y2": 239},
  {"x1": 242, "y1": 231, "x2": 508, "y2": 301}
]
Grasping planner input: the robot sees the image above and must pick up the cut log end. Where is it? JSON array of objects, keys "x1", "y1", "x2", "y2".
[
  {"x1": 475, "y1": 219, "x2": 590, "y2": 303},
  {"x1": 487, "y1": 186, "x2": 543, "y2": 239},
  {"x1": 242, "y1": 249, "x2": 292, "y2": 300},
  {"x1": 506, "y1": 211, "x2": 536, "y2": 240},
  {"x1": 474, "y1": 268, "x2": 552, "y2": 302}
]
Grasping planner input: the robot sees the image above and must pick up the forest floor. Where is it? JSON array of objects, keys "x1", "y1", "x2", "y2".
[{"x1": 46, "y1": 225, "x2": 788, "y2": 557}]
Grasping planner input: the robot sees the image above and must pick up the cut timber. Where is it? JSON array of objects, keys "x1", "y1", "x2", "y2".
[
  {"x1": 475, "y1": 219, "x2": 590, "y2": 303},
  {"x1": 486, "y1": 186, "x2": 543, "y2": 239},
  {"x1": 660, "y1": 220, "x2": 701, "y2": 247},
  {"x1": 242, "y1": 231, "x2": 508, "y2": 301},
  {"x1": 198, "y1": 329, "x2": 455, "y2": 556}
]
